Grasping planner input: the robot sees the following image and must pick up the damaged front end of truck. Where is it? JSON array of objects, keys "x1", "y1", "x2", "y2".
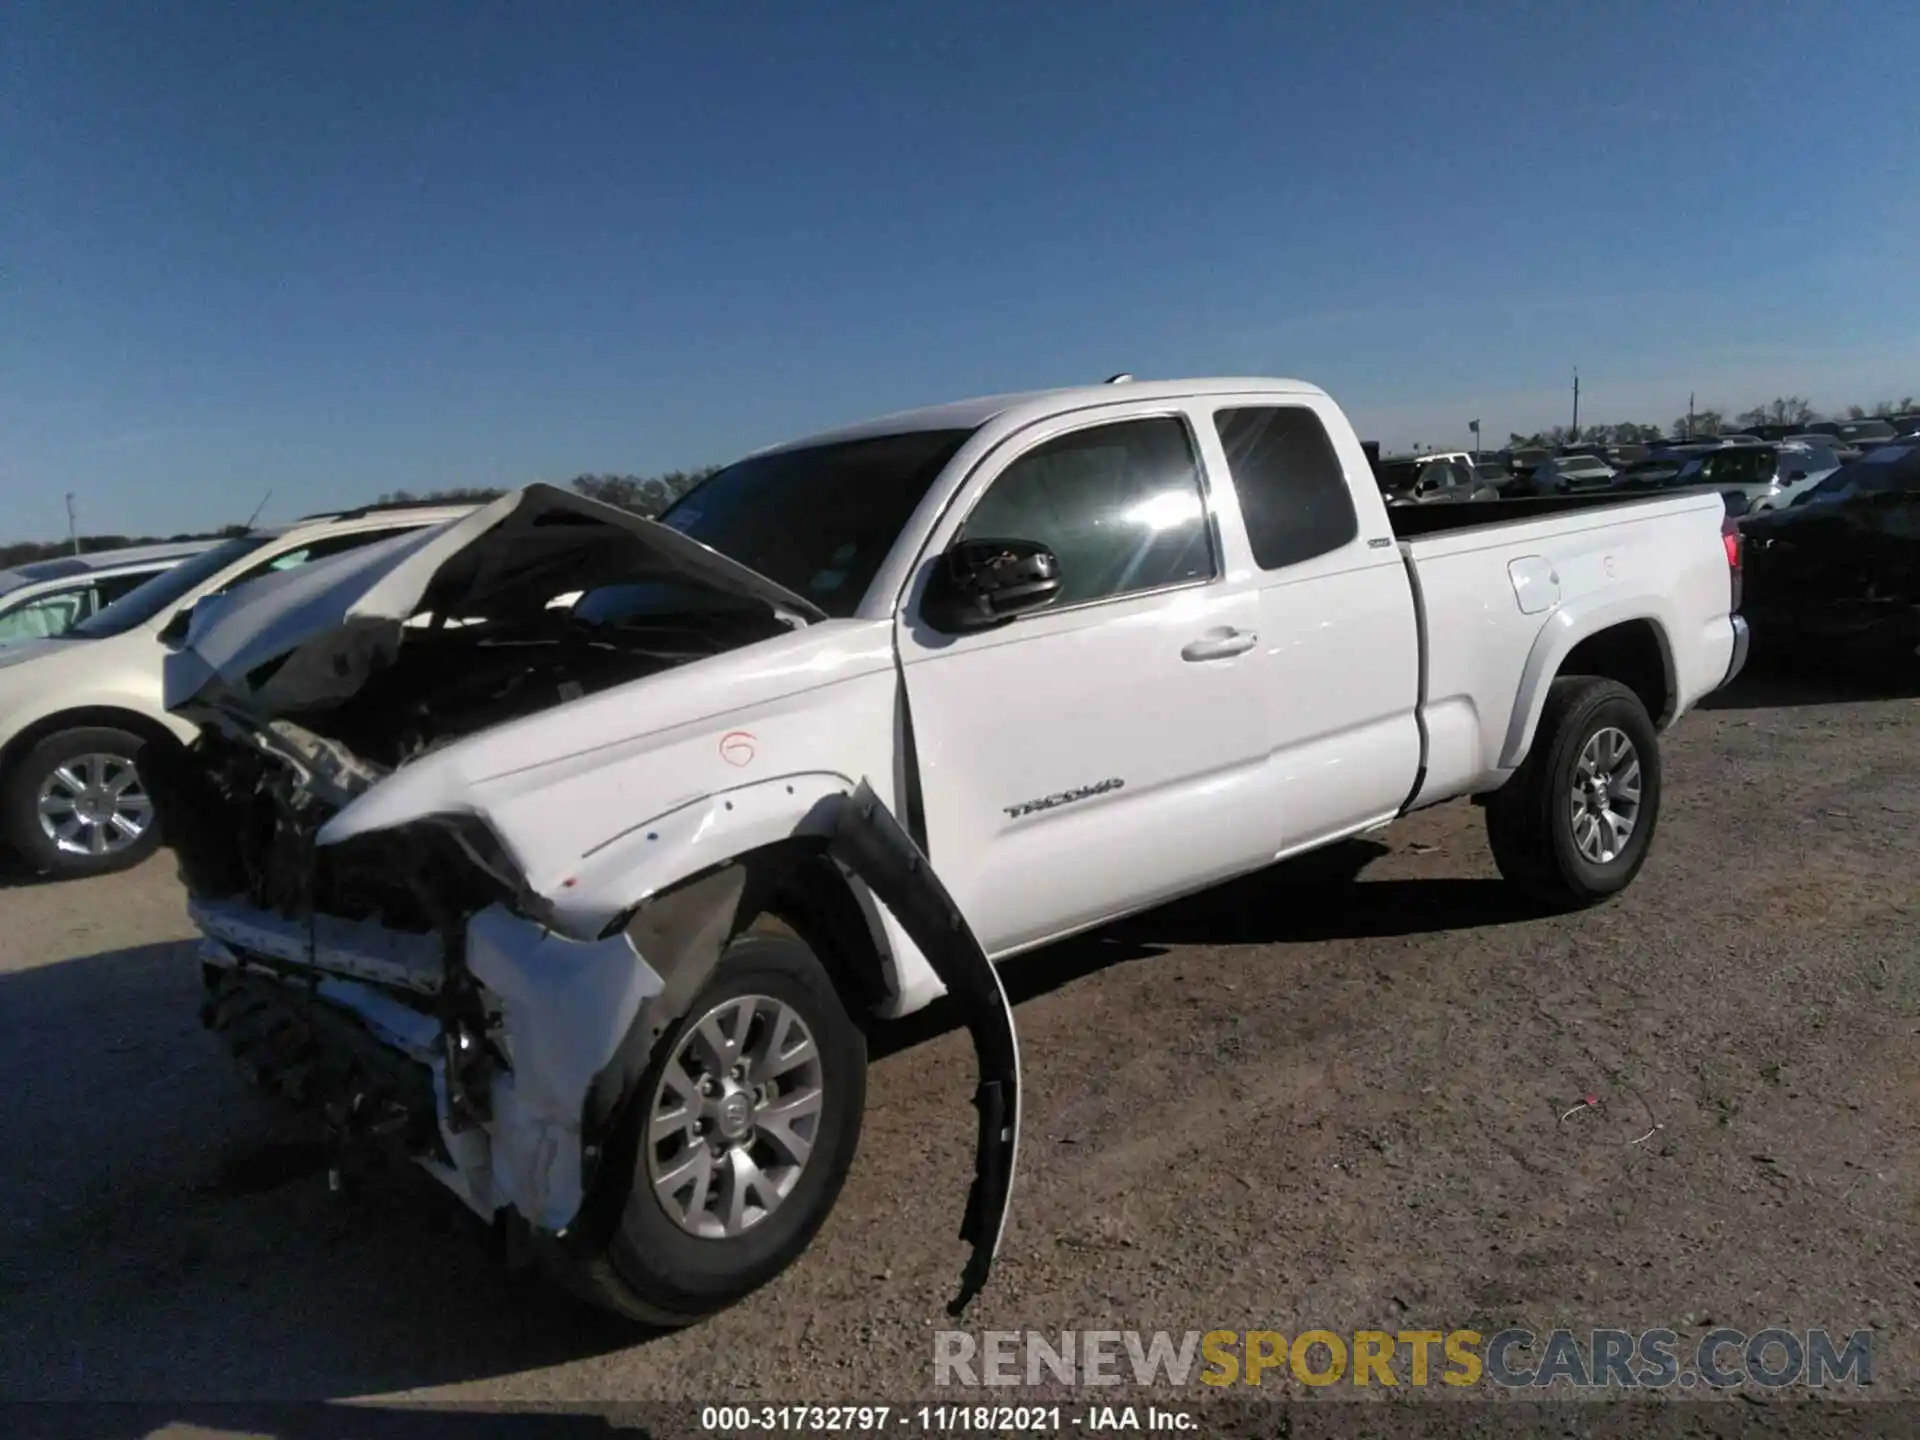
[{"x1": 153, "y1": 485, "x2": 1019, "y2": 1321}]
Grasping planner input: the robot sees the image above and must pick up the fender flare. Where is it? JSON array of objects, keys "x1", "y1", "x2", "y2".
[
  {"x1": 541, "y1": 770, "x2": 861, "y2": 938},
  {"x1": 1498, "y1": 598, "x2": 1676, "y2": 770}
]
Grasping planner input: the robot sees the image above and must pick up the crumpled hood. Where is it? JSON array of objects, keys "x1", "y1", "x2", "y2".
[{"x1": 164, "y1": 484, "x2": 825, "y2": 715}]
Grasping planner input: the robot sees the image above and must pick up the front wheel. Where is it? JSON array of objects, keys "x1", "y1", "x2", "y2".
[
  {"x1": 1485, "y1": 677, "x2": 1662, "y2": 908},
  {"x1": 1, "y1": 726, "x2": 161, "y2": 879},
  {"x1": 552, "y1": 927, "x2": 867, "y2": 1326}
]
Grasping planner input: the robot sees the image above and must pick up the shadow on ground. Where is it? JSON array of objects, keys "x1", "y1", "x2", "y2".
[
  {"x1": 874, "y1": 836, "x2": 1552, "y2": 1058},
  {"x1": 0, "y1": 939, "x2": 651, "y2": 1404},
  {"x1": 1698, "y1": 650, "x2": 1920, "y2": 710}
]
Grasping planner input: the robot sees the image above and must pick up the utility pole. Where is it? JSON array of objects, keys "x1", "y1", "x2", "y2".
[
  {"x1": 1687, "y1": 392, "x2": 1695, "y2": 441},
  {"x1": 65, "y1": 493, "x2": 78, "y2": 556},
  {"x1": 1571, "y1": 368, "x2": 1580, "y2": 439}
]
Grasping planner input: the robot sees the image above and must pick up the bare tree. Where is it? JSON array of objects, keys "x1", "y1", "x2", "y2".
[
  {"x1": 1669, "y1": 409, "x2": 1725, "y2": 439},
  {"x1": 1736, "y1": 396, "x2": 1819, "y2": 429},
  {"x1": 569, "y1": 467, "x2": 716, "y2": 517},
  {"x1": 375, "y1": 486, "x2": 508, "y2": 505}
]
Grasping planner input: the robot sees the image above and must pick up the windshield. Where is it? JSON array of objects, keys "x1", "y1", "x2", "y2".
[
  {"x1": 658, "y1": 429, "x2": 975, "y2": 617},
  {"x1": 71, "y1": 535, "x2": 271, "y2": 638}
]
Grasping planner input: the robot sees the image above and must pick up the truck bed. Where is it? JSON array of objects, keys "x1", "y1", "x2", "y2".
[
  {"x1": 1384, "y1": 482, "x2": 1737, "y2": 817},
  {"x1": 1385, "y1": 490, "x2": 1707, "y2": 540}
]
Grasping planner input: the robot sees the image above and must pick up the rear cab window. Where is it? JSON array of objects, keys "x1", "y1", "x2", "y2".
[{"x1": 1212, "y1": 407, "x2": 1360, "y2": 569}]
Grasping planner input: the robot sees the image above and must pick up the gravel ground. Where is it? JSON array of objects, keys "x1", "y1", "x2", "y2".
[{"x1": 2, "y1": 665, "x2": 1915, "y2": 1433}]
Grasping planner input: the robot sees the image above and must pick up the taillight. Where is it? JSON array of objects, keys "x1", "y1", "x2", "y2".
[{"x1": 1721, "y1": 515, "x2": 1743, "y2": 611}]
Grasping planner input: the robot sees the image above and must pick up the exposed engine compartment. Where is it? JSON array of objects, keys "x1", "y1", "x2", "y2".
[
  {"x1": 296, "y1": 596, "x2": 791, "y2": 769},
  {"x1": 160, "y1": 576, "x2": 792, "y2": 919},
  {"x1": 154, "y1": 725, "x2": 503, "y2": 928}
]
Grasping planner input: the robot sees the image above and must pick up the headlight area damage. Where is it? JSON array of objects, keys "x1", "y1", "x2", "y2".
[{"x1": 150, "y1": 488, "x2": 1019, "y2": 1324}]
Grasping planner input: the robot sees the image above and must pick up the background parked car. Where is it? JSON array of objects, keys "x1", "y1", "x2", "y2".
[
  {"x1": 1609, "y1": 452, "x2": 1696, "y2": 491},
  {"x1": 1786, "y1": 432, "x2": 1861, "y2": 463},
  {"x1": 1374, "y1": 453, "x2": 1496, "y2": 505},
  {"x1": 0, "y1": 541, "x2": 215, "y2": 646},
  {"x1": 1505, "y1": 446, "x2": 1551, "y2": 490},
  {"x1": 1764, "y1": 442, "x2": 1846, "y2": 508},
  {"x1": 1662, "y1": 442, "x2": 1839, "y2": 512},
  {"x1": 1741, "y1": 441, "x2": 1920, "y2": 668},
  {"x1": 0, "y1": 503, "x2": 473, "y2": 879},
  {"x1": 1529, "y1": 452, "x2": 1617, "y2": 494},
  {"x1": 1806, "y1": 418, "x2": 1898, "y2": 451}
]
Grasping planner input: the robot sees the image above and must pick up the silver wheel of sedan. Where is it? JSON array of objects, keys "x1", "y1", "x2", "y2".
[
  {"x1": 645, "y1": 992, "x2": 825, "y2": 1239},
  {"x1": 36, "y1": 753, "x2": 154, "y2": 858},
  {"x1": 1569, "y1": 726, "x2": 1641, "y2": 864}
]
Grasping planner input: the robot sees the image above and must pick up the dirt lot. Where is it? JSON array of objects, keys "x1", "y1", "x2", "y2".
[{"x1": 2, "y1": 666, "x2": 1916, "y2": 1429}]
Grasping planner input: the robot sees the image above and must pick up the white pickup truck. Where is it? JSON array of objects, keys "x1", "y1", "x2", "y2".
[{"x1": 152, "y1": 377, "x2": 1748, "y2": 1325}]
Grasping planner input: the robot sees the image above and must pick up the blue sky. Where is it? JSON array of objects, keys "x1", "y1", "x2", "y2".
[{"x1": 6, "y1": 1, "x2": 1917, "y2": 541}]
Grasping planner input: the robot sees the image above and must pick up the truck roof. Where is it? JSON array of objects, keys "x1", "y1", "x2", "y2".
[{"x1": 757, "y1": 376, "x2": 1328, "y2": 455}]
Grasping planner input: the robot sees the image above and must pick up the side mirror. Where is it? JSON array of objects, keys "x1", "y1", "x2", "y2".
[
  {"x1": 1785, "y1": 470, "x2": 1808, "y2": 481},
  {"x1": 158, "y1": 604, "x2": 195, "y2": 647},
  {"x1": 921, "y1": 537, "x2": 1062, "y2": 633}
]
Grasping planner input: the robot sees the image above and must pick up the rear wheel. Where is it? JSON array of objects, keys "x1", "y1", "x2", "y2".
[
  {"x1": 554, "y1": 927, "x2": 866, "y2": 1326},
  {"x1": 1, "y1": 726, "x2": 161, "y2": 879},
  {"x1": 1485, "y1": 677, "x2": 1662, "y2": 908}
]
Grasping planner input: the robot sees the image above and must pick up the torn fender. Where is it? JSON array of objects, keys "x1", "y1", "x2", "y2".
[
  {"x1": 564, "y1": 782, "x2": 1019, "y2": 1316},
  {"x1": 825, "y1": 783, "x2": 1020, "y2": 1317}
]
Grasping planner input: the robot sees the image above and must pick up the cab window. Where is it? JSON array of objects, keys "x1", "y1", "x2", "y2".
[
  {"x1": 960, "y1": 417, "x2": 1215, "y2": 608},
  {"x1": 1214, "y1": 407, "x2": 1360, "y2": 569}
]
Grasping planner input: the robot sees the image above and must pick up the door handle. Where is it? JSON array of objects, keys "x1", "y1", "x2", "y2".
[{"x1": 1181, "y1": 627, "x2": 1257, "y2": 662}]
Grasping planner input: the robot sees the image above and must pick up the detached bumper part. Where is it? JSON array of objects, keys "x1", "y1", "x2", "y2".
[{"x1": 464, "y1": 907, "x2": 665, "y2": 1231}]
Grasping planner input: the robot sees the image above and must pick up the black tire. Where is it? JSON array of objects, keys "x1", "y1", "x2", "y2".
[
  {"x1": 555, "y1": 929, "x2": 866, "y2": 1326},
  {"x1": 1485, "y1": 677, "x2": 1662, "y2": 908},
  {"x1": 0, "y1": 725, "x2": 162, "y2": 879}
]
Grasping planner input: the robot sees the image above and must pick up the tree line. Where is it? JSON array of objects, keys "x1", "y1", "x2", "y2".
[
  {"x1": 1504, "y1": 393, "x2": 1917, "y2": 450},
  {"x1": 0, "y1": 523, "x2": 251, "y2": 572},
  {"x1": 373, "y1": 467, "x2": 719, "y2": 516},
  {"x1": 2, "y1": 467, "x2": 720, "y2": 569}
]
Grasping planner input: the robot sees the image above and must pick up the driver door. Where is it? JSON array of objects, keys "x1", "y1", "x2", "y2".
[{"x1": 895, "y1": 405, "x2": 1274, "y2": 957}]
